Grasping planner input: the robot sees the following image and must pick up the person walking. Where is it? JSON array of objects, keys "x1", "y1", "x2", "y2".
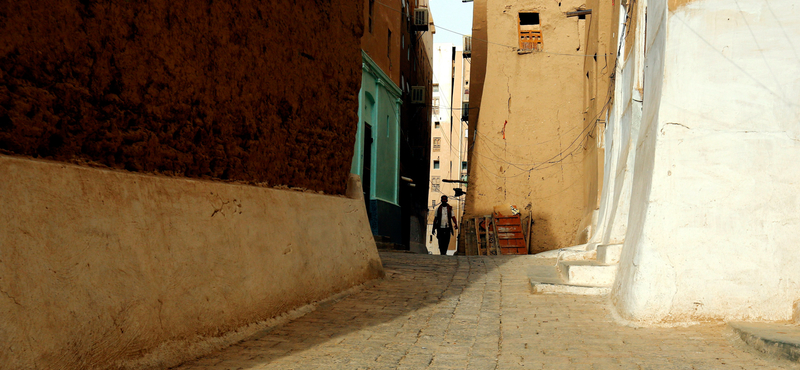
[{"x1": 432, "y1": 195, "x2": 458, "y2": 256}]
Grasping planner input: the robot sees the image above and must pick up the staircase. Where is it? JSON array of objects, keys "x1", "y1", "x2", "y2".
[{"x1": 528, "y1": 243, "x2": 623, "y2": 295}]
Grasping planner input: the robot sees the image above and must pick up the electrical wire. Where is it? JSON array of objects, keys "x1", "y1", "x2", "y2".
[
  {"x1": 434, "y1": 24, "x2": 613, "y2": 57},
  {"x1": 470, "y1": 95, "x2": 612, "y2": 180},
  {"x1": 374, "y1": 0, "x2": 613, "y2": 57},
  {"x1": 373, "y1": 0, "x2": 636, "y2": 185},
  {"x1": 467, "y1": 0, "x2": 637, "y2": 181}
]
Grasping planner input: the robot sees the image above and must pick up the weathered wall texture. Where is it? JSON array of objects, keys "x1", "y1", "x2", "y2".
[
  {"x1": 0, "y1": 0, "x2": 362, "y2": 194},
  {"x1": 361, "y1": 0, "x2": 402, "y2": 87},
  {"x1": 0, "y1": 155, "x2": 384, "y2": 369},
  {"x1": 467, "y1": 0, "x2": 488, "y2": 134},
  {"x1": 607, "y1": 0, "x2": 800, "y2": 323},
  {"x1": 577, "y1": 0, "x2": 619, "y2": 245},
  {"x1": 466, "y1": 0, "x2": 589, "y2": 253}
]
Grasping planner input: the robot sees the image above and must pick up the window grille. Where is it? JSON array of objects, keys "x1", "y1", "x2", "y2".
[{"x1": 518, "y1": 12, "x2": 543, "y2": 52}]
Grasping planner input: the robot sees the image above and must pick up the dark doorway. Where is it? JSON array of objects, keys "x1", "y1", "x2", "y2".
[{"x1": 363, "y1": 124, "x2": 373, "y2": 214}]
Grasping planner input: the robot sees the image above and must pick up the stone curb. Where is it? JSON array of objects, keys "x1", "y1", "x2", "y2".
[{"x1": 729, "y1": 322, "x2": 800, "y2": 363}]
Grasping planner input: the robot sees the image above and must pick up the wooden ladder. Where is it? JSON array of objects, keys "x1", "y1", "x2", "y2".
[{"x1": 472, "y1": 215, "x2": 498, "y2": 256}]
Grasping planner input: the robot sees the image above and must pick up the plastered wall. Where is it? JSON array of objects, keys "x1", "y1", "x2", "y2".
[
  {"x1": 577, "y1": 0, "x2": 620, "y2": 244},
  {"x1": 466, "y1": 0, "x2": 589, "y2": 253},
  {"x1": 0, "y1": 155, "x2": 384, "y2": 369},
  {"x1": 610, "y1": 0, "x2": 800, "y2": 323}
]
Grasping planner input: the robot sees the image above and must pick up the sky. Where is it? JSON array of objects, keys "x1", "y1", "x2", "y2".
[{"x1": 428, "y1": 0, "x2": 474, "y2": 50}]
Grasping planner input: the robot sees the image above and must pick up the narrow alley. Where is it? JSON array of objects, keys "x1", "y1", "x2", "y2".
[{"x1": 176, "y1": 252, "x2": 793, "y2": 370}]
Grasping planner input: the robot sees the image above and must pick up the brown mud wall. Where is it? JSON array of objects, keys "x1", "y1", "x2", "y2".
[
  {"x1": 0, "y1": 0, "x2": 363, "y2": 194},
  {"x1": 0, "y1": 156, "x2": 384, "y2": 370}
]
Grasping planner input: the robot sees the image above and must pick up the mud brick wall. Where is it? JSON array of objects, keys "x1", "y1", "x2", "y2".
[{"x1": 0, "y1": 0, "x2": 363, "y2": 194}]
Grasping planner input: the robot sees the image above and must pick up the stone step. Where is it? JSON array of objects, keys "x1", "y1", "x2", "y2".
[
  {"x1": 529, "y1": 279, "x2": 611, "y2": 295},
  {"x1": 596, "y1": 243, "x2": 623, "y2": 265},
  {"x1": 728, "y1": 322, "x2": 800, "y2": 362},
  {"x1": 528, "y1": 263, "x2": 612, "y2": 295},
  {"x1": 531, "y1": 244, "x2": 596, "y2": 261},
  {"x1": 558, "y1": 261, "x2": 618, "y2": 287}
]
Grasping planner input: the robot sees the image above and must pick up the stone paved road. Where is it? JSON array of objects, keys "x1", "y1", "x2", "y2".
[{"x1": 176, "y1": 252, "x2": 797, "y2": 370}]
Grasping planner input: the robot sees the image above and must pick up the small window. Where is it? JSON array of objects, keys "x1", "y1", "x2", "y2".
[
  {"x1": 462, "y1": 161, "x2": 468, "y2": 171},
  {"x1": 519, "y1": 12, "x2": 540, "y2": 26},
  {"x1": 434, "y1": 121, "x2": 440, "y2": 129},
  {"x1": 433, "y1": 160, "x2": 440, "y2": 169},
  {"x1": 388, "y1": 29, "x2": 392, "y2": 58},
  {"x1": 432, "y1": 176, "x2": 441, "y2": 193},
  {"x1": 433, "y1": 137, "x2": 441, "y2": 152},
  {"x1": 369, "y1": 0, "x2": 374, "y2": 33},
  {"x1": 433, "y1": 84, "x2": 439, "y2": 93},
  {"x1": 518, "y1": 12, "x2": 543, "y2": 52}
]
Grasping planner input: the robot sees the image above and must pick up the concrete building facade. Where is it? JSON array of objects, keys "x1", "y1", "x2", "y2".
[
  {"x1": 466, "y1": 0, "x2": 591, "y2": 253},
  {"x1": 425, "y1": 44, "x2": 470, "y2": 254}
]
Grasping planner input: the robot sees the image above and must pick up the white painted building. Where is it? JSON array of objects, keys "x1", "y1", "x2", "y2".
[{"x1": 588, "y1": 0, "x2": 800, "y2": 324}]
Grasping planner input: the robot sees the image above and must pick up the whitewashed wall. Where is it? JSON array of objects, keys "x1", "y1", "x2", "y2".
[
  {"x1": 589, "y1": 3, "x2": 644, "y2": 250},
  {"x1": 609, "y1": 0, "x2": 800, "y2": 323}
]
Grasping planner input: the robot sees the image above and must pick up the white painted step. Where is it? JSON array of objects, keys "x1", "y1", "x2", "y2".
[
  {"x1": 528, "y1": 264, "x2": 611, "y2": 295},
  {"x1": 558, "y1": 261, "x2": 618, "y2": 287},
  {"x1": 530, "y1": 279, "x2": 611, "y2": 295},
  {"x1": 596, "y1": 244, "x2": 623, "y2": 265},
  {"x1": 531, "y1": 244, "x2": 596, "y2": 261}
]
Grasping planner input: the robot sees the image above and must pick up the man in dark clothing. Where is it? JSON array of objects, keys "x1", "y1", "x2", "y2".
[{"x1": 432, "y1": 195, "x2": 458, "y2": 256}]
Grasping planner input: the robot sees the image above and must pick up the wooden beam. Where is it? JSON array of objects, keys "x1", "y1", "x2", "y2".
[{"x1": 566, "y1": 9, "x2": 592, "y2": 17}]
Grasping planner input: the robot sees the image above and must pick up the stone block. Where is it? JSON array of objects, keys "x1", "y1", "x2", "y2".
[
  {"x1": 596, "y1": 244, "x2": 623, "y2": 265},
  {"x1": 558, "y1": 261, "x2": 618, "y2": 287}
]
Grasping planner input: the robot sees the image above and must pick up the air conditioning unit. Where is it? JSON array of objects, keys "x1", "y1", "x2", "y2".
[
  {"x1": 411, "y1": 86, "x2": 425, "y2": 104},
  {"x1": 414, "y1": 8, "x2": 429, "y2": 31},
  {"x1": 463, "y1": 36, "x2": 472, "y2": 57}
]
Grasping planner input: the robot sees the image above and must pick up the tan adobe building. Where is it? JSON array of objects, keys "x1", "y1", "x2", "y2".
[{"x1": 466, "y1": 0, "x2": 593, "y2": 254}]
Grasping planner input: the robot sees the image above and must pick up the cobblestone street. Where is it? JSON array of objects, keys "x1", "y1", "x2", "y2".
[{"x1": 176, "y1": 252, "x2": 796, "y2": 370}]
